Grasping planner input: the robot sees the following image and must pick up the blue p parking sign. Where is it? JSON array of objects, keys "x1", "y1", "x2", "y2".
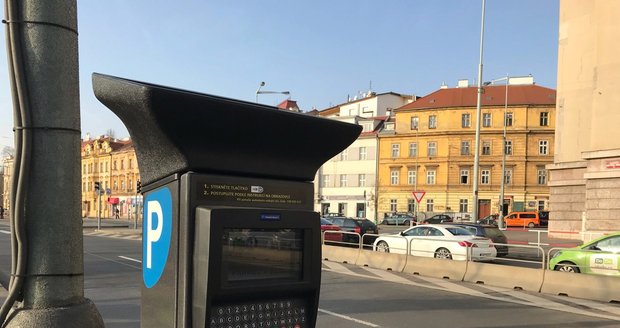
[{"x1": 143, "y1": 187, "x2": 173, "y2": 288}]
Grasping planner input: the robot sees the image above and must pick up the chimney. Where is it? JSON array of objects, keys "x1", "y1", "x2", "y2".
[{"x1": 457, "y1": 79, "x2": 469, "y2": 88}]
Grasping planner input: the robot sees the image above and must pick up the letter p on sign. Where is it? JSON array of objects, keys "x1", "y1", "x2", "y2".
[{"x1": 143, "y1": 187, "x2": 172, "y2": 288}]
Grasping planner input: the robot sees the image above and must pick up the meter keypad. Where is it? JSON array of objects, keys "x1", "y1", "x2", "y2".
[{"x1": 210, "y1": 298, "x2": 307, "y2": 328}]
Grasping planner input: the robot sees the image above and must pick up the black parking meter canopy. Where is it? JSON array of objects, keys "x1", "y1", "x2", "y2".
[{"x1": 92, "y1": 73, "x2": 362, "y2": 185}]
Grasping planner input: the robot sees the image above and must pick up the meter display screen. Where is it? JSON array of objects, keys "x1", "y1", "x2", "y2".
[{"x1": 222, "y1": 229, "x2": 303, "y2": 283}]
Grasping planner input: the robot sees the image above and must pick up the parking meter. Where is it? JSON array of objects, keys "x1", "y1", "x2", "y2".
[{"x1": 93, "y1": 73, "x2": 361, "y2": 328}]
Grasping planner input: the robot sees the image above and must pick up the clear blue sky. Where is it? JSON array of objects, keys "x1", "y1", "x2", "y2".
[{"x1": 0, "y1": 0, "x2": 559, "y2": 148}]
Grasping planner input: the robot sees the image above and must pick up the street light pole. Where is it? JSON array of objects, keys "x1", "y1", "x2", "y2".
[
  {"x1": 255, "y1": 81, "x2": 290, "y2": 103},
  {"x1": 472, "y1": 0, "x2": 486, "y2": 222},
  {"x1": 499, "y1": 75, "x2": 508, "y2": 228}
]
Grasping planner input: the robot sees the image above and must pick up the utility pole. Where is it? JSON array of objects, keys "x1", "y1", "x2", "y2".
[{"x1": 1, "y1": 0, "x2": 104, "y2": 326}]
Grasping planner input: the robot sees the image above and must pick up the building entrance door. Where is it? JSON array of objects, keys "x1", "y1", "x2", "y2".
[{"x1": 478, "y1": 199, "x2": 491, "y2": 219}]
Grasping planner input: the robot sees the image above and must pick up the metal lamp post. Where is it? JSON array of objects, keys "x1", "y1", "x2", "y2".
[
  {"x1": 472, "y1": 0, "x2": 486, "y2": 221},
  {"x1": 255, "y1": 81, "x2": 290, "y2": 103}
]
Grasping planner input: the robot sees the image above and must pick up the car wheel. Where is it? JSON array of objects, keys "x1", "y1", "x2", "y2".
[
  {"x1": 555, "y1": 262, "x2": 580, "y2": 273},
  {"x1": 403, "y1": 220, "x2": 410, "y2": 225},
  {"x1": 434, "y1": 247, "x2": 452, "y2": 260},
  {"x1": 376, "y1": 241, "x2": 390, "y2": 253},
  {"x1": 528, "y1": 222, "x2": 535, "y2": 228}
]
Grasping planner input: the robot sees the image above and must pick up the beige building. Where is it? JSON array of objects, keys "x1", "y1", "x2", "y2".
[
  {"x1": 81, "y1": 135, "x2": 141, "y2": 219},
  {"x1": 2, "y1": 156, "x2": 13, "y2": 216},
  {"x1": 547, "y1": 0, "x2": 620, "y2": 239}
]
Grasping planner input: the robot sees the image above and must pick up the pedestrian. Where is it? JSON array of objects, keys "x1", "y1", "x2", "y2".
[{"x1": 115, "y1": 208, "x2": 120, "y2": 220}]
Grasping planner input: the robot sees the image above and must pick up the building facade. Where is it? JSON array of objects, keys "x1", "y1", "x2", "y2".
[
  {"x1": 315, "y1": 92, "x2": 414, "y2": 222},
  {"x1": 378, "y1": 79, "x2": 556, "y2": 220},
  {"x1": 547, "y1": 0, "x2": 620, "y2": 239},
  {"x1": 1, "y1": 156, "x2": 13, "y2": 216},
  {"x1": 81, "y1": 135, "x2": 141, "y2": 219}
]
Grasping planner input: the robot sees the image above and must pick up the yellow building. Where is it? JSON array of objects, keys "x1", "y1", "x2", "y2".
[
  {"x1": 2, "y1": 156, "x2": 13, "y2": 215},
  {"x1": 378, "y1": 78, "x2": 556, "y2": 220},
  {"x1": 81, "y1": 136, "x2": 141, "y2": 219}
]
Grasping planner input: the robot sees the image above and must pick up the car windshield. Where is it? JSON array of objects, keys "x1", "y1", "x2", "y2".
[
  {"x1": 320, "y1": 218, "x2": 333, "y2": 225},
  {"x1": 445, "y1": 227, "x2": 474, "y2": 236}
]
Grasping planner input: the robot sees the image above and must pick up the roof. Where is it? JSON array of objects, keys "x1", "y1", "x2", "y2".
[
  {"x1": 317, "y1": 92, "x2": 411, "y2": 116},
  {"x1": 397, "y1": 85, "x2": 556, "y2": 111},
  {"x1": 276, "y1": 99, "x2": 300, "y2": 111}
]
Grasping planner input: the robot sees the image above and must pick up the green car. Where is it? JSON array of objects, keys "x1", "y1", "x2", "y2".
[{"x1": 549, "y1": 232, "x2": 620, "y2": 275}]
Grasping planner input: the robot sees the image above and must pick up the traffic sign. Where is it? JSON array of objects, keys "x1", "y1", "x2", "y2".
[
  {"x1": 412, "y1": 191, "x2": 426, "y2": 203},
  {"x1": 143, "y1": 186, "x2": 172, "y2": 288}
]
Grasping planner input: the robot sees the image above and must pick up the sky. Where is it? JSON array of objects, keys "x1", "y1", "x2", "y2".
[{"x1": 0, "y1": 0, "x2": 559, "y2": 150}]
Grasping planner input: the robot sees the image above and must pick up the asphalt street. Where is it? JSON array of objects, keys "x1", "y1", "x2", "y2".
[{"x1": 0, "y1": 220, "x2": 619, "y2": 327}]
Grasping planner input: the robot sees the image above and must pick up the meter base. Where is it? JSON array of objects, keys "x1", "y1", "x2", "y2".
[{"x1": 5, "y1": 298, "x2": 104, "y2": 328}]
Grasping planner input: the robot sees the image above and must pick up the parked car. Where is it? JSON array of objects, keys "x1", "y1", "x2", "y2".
[
  {"x1": 320, "y1": 218, "x2": 342, "y2": 243},
  {"x1": 373, "y1": 224, "x2": 496, "y2": 261},
  {"x1": 549, "y1": 232, "x2": 620, "y2": 275},
  {"x1": 381, "y1": 214, "x2": 416, "y2": 226},
  {"x1": 327, "y1": 217, "x2": 379, "y2": 245},
  {"x1": 323, "y1": 212, "x2": 344, "y2": 218},
  {"x1": 420, "y1": 214, "x2": 453, "y2": 225},
  {"x1": 441, "y1": 222, "x2": 508, "y2": 257},
  {"x1": 503, "y1": 212, "x2": 541, "y2": 228},
  {"x1": 476, "y1": 214, "x2": 499, "y2": 226}
]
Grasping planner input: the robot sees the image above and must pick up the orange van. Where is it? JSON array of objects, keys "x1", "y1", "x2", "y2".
[{"x1": 503, "y1": 212, "x2": 540, "y2": 228}]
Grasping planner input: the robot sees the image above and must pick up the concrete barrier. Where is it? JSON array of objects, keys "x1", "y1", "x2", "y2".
[
  {"x1": 403, "y1": 255, "x2": 467, "y2": 281},
  {"x1": 356, "y1": 249, "x2": 407, "y2": 272},
  {"x1": 321, "y1": 245, "x2": 360, "y2": 264},
  {"x1": 541, "y1": 270, "x2": 620, "y2": 303},
  {"x1": 464, "y1": 262, "x2": 544, "y2": 292}
]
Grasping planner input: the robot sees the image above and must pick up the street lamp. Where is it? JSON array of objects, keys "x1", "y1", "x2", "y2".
[
  {"x1": 472, "y1": 0, "x2": 486, "y2": 221},
  {"x1": 255, "y1": 81, "x2": 290, "y2": 103},
  {"x1": 485, "y1": 75, "x2": 512, "y2": 229}
]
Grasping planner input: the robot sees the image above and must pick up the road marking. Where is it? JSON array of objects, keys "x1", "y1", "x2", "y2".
[
  {"x1": 322, "y1": 261, "x2": 358, "y2": 275},
  {"x1": 85, "y1": 252, "x2": 141, "y2": 269},
  {"x1": 119, "y1": 256, "x2": 142, "y2": 264},
  {"x1": 0, "y1": 230, "x2": 10, "y2": 235},
  {"x1": 318, "y1": 308, "x2": 380, "y2": 327},
  {"x1": 360, "y1": 266, "x2": 420, "y2": 285},
  {"x1": 550, "y1": 295, "x2": 620, "y2": 316}
]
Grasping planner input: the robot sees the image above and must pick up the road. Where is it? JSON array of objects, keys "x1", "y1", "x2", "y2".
[{"x1": 1, "y1": 222, "x2": 619, "y2": 327}]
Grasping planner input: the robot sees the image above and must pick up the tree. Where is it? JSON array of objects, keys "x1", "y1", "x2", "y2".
[{"x1": 1, "y1": 146, "x2": 14, "y2": 158}]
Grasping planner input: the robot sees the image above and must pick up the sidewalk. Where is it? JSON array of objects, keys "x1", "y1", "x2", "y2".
[{"x1": 82, "y1": 217, "x2": 142, "y2": 237}]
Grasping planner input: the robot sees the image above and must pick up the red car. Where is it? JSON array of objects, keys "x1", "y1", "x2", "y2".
[{"x1": 320, "y1": 218, "x2": 342, "y2": 243}]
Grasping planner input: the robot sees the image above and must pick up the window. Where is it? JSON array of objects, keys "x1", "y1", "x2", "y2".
[
  {"x1": 504, "y1": 169, "x2": 512, "y2": 185},
  {"x1": 359, "y1": 147, "x2": 367, "y2": 160},
  {"x1": 462, "y1": 113, "x2": 471, "y2": 128},
  {"x1": 83, "y1": 164, "x2": 86, "y2": 174},
  {"x1": 410, "y1": 116, "x2": 419, "y2": 130},
  {"x1": 121, "y1": 180, "x2": 125, "y2": 190},
  {"x1": 340, "y1": 150, "x2": 348, "y2": 161},
  {"x1": 426, "y1": 199, "x2": 434, "y2": 212},
  {"x1": 426, "y1": 170, "x2": 436, "y2": 185},
  {"x1": 427, "y1": 142, "x2": 437, "y2": 157},
  {"x1": 504, "y1": 140, "x2": 512, "y2": 155},
  {"x1": 129, "y1": 178, "x2": 133, "y2": 191},
  {"x1": 408, "y1": 199, "x2": 416, "y2": 213},
  {"x1": 390, "y1": 169, "x2": 399, "y2": 185},
  {"x1": 537, "y1": 168, "x2": 547, "y2": 185},
  {"x1": 459, "y1": 199, "x2": 468, "y2": 213},
  {"x1": 339, "y1": 174, "x2": 347, "y2": 187},
  {"x1": 129, "y1": 159, "x2": 133, "y2": 169},
  {"x1": 408, "y1": 142, "x2": 417, "y2": 157},
  {"x1": 322, "y1": 175, "x2": 330, "y2": 187},
  {"x1": 483, "y1": 113, "x2": 492, "y2": 127},
  {"x1": 539, "y1": 140, "x2": 549, "y2": 155},
  {"x1": 460, "y1": 169, "x2": 469, "y2": 184},
  {"x1": 105, "y1": 162, "x2": 108, "y2": 172},
  {"x1": 407, "y1": 169, "x2": 417, "y2": 185},
  {"x1": 538, "y1": 200, "x2": 546, "y2": 211},
  {"x1": 391, "y1": 144, "x2": 400, "y2": 158},
  {"x1": 120, "y1": 160, "x2": 124, "y2": 170},
  {"x1": 505, "y1": 112, "x2": 513, "y2": 127},
  {"x1": 113, "y1": 180, "x2": 118, "y2": 191},
  {"x1": 390, "y1": 199, "x2": 398, "y2": 212},
  {"x1": 428, "y1": 115, "x2": 437, "y2": 129},
  {"x1": 358, "y1": 174, "x2": 366, "y2": 187},
  {"x1": 113, "y1": 161, "x2": 117, "y2": 170},
  {"x1": 481, "y1": 169, "x2": 490, "y2": 184},
  {"x1": 99, "y1": 163, "x2": 102, "y2": 173},
  {"x1": 460, "y1": 140, "x2": 470, "y2": 155},
  {"x1": 482, "y1": 141, "x2": 491, "y2": 155},
  {"x1": 540, "y1": 112, "x2": 549, "y2": 126}
]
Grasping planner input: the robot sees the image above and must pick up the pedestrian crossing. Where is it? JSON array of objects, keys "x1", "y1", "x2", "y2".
[
  {"x1": 322, "y1": 260, "x2": 620, "y2": 322},
  {"x1": 83, "y1": 230, "x2": 142, "y2": 241}
]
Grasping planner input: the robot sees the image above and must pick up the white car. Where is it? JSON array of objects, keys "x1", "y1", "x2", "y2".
[{"x1": 373, "y1": 224, "x2": 496, "y2": 261}]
